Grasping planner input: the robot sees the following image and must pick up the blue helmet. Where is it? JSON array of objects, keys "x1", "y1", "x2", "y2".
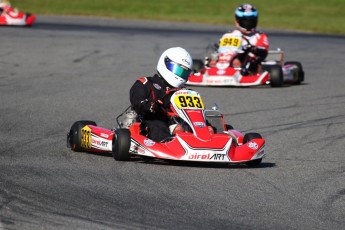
[{"x1": 235, "y1": 4, "x2": 258, "y2": 31}]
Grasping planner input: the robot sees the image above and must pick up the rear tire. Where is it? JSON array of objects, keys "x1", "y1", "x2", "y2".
[
  {"x1": 243, "y1": 132, "x2": 262, "y2": 143},
  {"x1": 268, "y1": 64, "x2": 283, "y2": 87},
  {"x1": 243, "y1": 132, "x2": 263, "y2": 167},
  {"x1": 68, "y1": 120, "x2": 97, "y2": 152},
  {"x1": 112, "y1": 129, "x2": 131, "y2": 161},
  {"x1": 192, "y1": 59, "x2": 204, "y2": 72},
  {"x1": 225, "y1": 124, "x2": 234, "y2": 130},
  {"x1": 284, "y1": 61, "x2": 304, "y2": 84}
]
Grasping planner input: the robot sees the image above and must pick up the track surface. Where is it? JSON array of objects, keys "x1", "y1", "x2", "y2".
[{"x1": 1, "y1": 16, "x2": 345, "y2": 230}]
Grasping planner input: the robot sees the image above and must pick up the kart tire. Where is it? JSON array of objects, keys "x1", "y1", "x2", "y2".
[
  {"x1": 225, "y1": 124, "x2": 234, "y2": 130},
  {"x1": 243, "y1": 132, "x2": 263, "y2": 167},
  {"x1": 243, "y1": 132, "x2": 262, "y2": 143},
  {"x1": 245, "y1": 158, "x2": 262, "y2": 167},
  {"x1": 192, "y1": 59, "x2": 204, "y2": 72},
  {"x1": 112, "y1": 129, "x2": 131, "y2": 161},
  {"x1": 268, "y1": 64, "x2": 283, "y2": 87},
  {"x1": 68, "y1": 120, "x2": 97, "y2": 152},
  {"x1": 284, "y1": 61, "x2": 304, "y2": 84}
]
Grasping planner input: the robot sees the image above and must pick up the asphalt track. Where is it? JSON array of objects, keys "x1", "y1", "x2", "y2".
[{"x1": 1, "y1": 15, "x2": 345, "y2": 230}]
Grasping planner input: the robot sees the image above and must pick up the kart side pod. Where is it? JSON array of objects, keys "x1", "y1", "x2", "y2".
[
  {"x1": 67, "y1": 120, "x2": 114, "y2": 153},
  {"x1": 67, "y1": 120, "x2": 131, "y2": 161}
]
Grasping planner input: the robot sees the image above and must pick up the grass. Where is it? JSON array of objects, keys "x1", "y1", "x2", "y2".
[{"x1": 11, "y1": 0, "x2": 345, "y2": 35}]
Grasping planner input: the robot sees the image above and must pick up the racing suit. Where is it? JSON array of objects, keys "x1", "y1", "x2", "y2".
[
  {"x1": 130, "y1": 74, "x2": 175, "y2": 142},
  {"x1": 216, "y1": 29, "x2": 269, "y2": 75}
]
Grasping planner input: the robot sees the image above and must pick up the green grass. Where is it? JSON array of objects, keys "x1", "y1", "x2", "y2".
[{"x1": 11, "y1": 0, "x2": 345, "y2": 35}]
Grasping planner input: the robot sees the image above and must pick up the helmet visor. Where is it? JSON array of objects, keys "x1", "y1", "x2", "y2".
[
  {"x1": 239, "y1": 16, "x2": 257, "y2": 30},
  {"x1": 164, "y1": 57, "x2": 191, "y2": 80}
]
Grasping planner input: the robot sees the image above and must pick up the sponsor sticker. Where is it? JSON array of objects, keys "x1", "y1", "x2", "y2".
[
  {"x1": 188, "y1": 153, "x2": 226, "y2": 161},
  {"x1": 217, "y1": 70, "x2": 226, "y2": 75},
  {"x1": 182, "y1": 58, "x2": 191, "y2": 66},
  {"x1": 144, "y1": 138, "x2": 155, "y2": 146},
  {"x1": 137, "y1": 147, "x2": 146, "y2": 154},
  {"x1": 193, "y1": 122, "x2": 205, "y2": 128},
  {"x1": 247, "y1": 141, "x2": 258, "y2": 150},
  {"x1": 153, "y1": 83, "x2": 161, "y2": 90},
  {"x1": 92, "y1": 139, "x2": 109, "y2": 148}
]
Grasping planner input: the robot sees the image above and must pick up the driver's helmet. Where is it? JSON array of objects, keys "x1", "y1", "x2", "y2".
[
  {"x1": 235, "y1": 4, "x2": 258, "y2": 33},
  {"x1": 0, "y1": 0, "x2": 11, "y2": 8},
  {"x1": 157, "y1": 47, "x2": 193, "y2": 88}
]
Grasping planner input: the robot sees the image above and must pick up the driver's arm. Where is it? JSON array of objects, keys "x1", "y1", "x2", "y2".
[{"x1": 130, "y1": 80, "x2": 154, "y2": 116}]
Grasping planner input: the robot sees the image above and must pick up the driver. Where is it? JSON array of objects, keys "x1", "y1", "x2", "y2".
[
  {"x1": 211, "y1": 4, "x2": 269, "y2": 75},
  {"x1": 129, "y1": 47, "x2": 193, "y2": 142},
  {"x1": 0, "y1": 0, "x2": 11, "y2": 12}
]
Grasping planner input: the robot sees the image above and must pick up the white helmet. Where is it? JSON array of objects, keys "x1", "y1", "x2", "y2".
[{"x1": 157, "y1": 47, "x2": 193, "y2": 88}]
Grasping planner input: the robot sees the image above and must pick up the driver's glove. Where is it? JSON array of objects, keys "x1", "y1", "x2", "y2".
[{"x1": 149, "y1": 100, "x2": 164, "y2": 113}]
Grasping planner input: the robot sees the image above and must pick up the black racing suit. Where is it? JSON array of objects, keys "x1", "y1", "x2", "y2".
[{"x1": 129, "y1": 74, "x2": 175, "y2": 142}]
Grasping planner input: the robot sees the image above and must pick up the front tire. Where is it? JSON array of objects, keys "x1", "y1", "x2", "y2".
[
  {"x1": 225, "y1": 124, "x2": 234, "y2": 131},
  {"x1": 245, "y1": 159, "x2": 262, "y2": 167},
  {"x1": 68, "y1": 120, "x2": 97, "y2": 152},
  {"x1": 268, "y1": 64, "x2": 283, "y2": 87},
  {"x1": 112, "y1": 129, "x2": 131, "y2": 161},
  {"x1": 243, "y1": 132, "x2": 263, "y2": 167}
]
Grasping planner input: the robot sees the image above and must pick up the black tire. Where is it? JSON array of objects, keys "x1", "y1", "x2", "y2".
[
  {"x1": 243, "y1": 132, "x2": 263, "y2": 167},
  {"x1": 268, "y1": 64, "x2": 283, "y2": 87},
  {"x1": 225, "y1": 124, "x2": 234, "y2": 130},
  {"x1": 284, "y1": 61, "x2": 304, "y2": 84},
  {"x1": 243, "y1": 132, "x2": 262, "y2": 143},
  {"x1": 245, "y1": 159, "x2": 262, "y2": 167},
  {"x1": 192, "y1": 59, "x2": 204, "y2": 72},
  {"x1": 112, "y1": 129, "x2": 131, "y2": 161},
  {"x1": 68, "y1": 120, "x2": 97, "y2": 152}
]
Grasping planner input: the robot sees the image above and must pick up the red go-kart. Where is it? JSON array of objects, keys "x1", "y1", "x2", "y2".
[
  {"x1": 0, "y1": 4, "x2": 35, "y2": 26},
  {"x1": 67, "y1": 89, "x2": 266, "y2": 166},
  {"x1": 187, "y1": 35, "x2": 304, "y2": 87}
]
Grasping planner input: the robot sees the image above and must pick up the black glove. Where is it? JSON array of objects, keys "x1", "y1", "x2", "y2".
[{"x1": 149, "y1": 100, "x2": 164, "y2": 113}]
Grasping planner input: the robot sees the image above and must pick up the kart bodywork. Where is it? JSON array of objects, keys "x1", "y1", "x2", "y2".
[
  {"x1": 0, "y1": 5, "x2": 35, "y2": 26},
  {"x1": 187, "y1": 49, "x2": 304, "y2": 87},
  {"x1": 67, "y1": 90, "x2": 265, "y2": 166}
]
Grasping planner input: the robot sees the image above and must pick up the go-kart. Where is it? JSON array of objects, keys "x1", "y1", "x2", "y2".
[
  {"x1": 187, "y1": 35, "x2": 304, "y2": 87},
  {"x1": 0, "y1": 4, "x2": 35, "y2": 26},
  {"x1": 67, "y1": 89, "x2": 265, "y2": 166}
]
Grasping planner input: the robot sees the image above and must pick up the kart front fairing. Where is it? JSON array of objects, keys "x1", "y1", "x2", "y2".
[
  {"x1": 188, "y1": 64, "x2": 269, "y2": 87},
  {"x1": 128, "y1": 89, "x2": 265, "y2": 163}
]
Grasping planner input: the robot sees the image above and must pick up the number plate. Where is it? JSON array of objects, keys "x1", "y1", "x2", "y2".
[
  {"x1": 174, "y1": 95, "x2": 204, "y2": 109},
  {"x1": 81, "y1": 126, "x2": 92, "y2": 149},
  {"x1": 219, "y1": 36, "x2": 241, "y2": 48}
]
